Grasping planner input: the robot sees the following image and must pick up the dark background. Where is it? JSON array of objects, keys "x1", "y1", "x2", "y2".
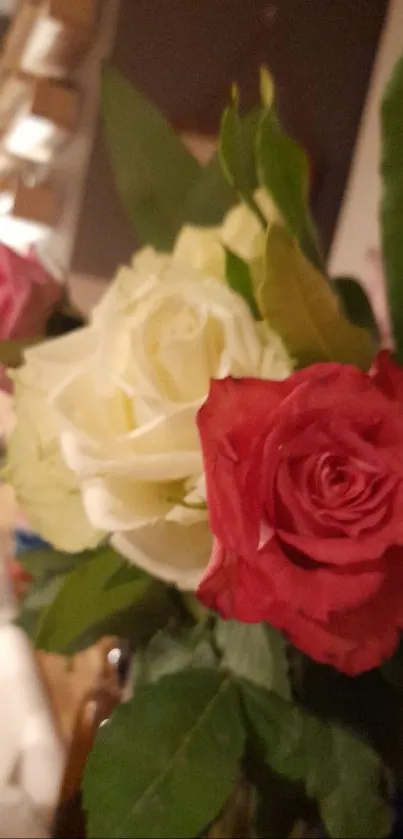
[{"x1": 2, "y1": 0, "x2": 391, "y2": 278}]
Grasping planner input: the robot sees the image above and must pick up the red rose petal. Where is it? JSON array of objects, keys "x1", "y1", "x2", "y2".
[
  {"x1": 269, "y1": 602, "x2": 399, "y2": 676},
  {"x1": 277, "y1": 526, "x2": 392, "y2": 566},
  {"x1": 198, "y1": 539, "x2": 274, "y2": 623},
  {"x1": 197, "y1": 377, "x2": 288, "y2": 461},
  {"x1": 370, "y1": 350, "x2": 403, "y2": 404},
  {"x1": 257, "y1": 539, "x2": 384, "y2": 620},
  {"x1": 197, "y1": 377, "x2": 288, "y2": 555}
]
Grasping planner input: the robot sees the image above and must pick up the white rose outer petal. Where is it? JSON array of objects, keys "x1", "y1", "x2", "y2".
[
  {"x1": 52, "y1": 370, "x2": 203, "y2": 483},
  {"x1": 5, "y1": 330, "x2": 103, "y2": 553},
  {"x1": 0, "y1": 391, "x2": 15, "y2": 441},
  {"x1": 173, "y1": 226, "x2": 225, "y2": 279},
  {"x1": 81, "y1": 476, "x2": 175, "y2": 532},
  {"x1": 112, "y1": 520, "x2": 211, "y2": 591}
]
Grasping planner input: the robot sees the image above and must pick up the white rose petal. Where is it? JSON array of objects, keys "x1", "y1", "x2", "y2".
[
  {"x1": 112, "y1": 520, "x2": 212, "y2": 590},
  {"x1": 82, "y1": 475, "x2": 178, "y2": 532},
  {"x1": 53, "y1": 374, "x2": 202, "y2": 481},
  {"x1": 173, "y1": 226, "x2": 224, "y2": 278},
  {"x1": 0, "y1": 391, "x2": 15, "y2": 441},
  {"x1": 92, "y1": 252, "x2": 167, "y2": 327},
  {"x1": 220, "y1": 187, "x2": 277, "y2": 263},
  {"x1": 6, "y1": 329, "x2": 103, "y2": 553},
  {"x1": 7, "y1": 384, "x2": 102, "y2": 553},
  {"x1": 22, "y1": 327, "x2": 97, "y2": 390},
  {"x1": 166, "y1": 474, "x2": 208, "y2": 527}
]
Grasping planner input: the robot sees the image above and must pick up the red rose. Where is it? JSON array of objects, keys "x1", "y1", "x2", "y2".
[{"x1": 196, "y1": 351, "x2": 403, "y2": 675}]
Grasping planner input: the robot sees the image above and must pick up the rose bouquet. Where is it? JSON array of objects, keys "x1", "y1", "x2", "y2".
[{"x1": 4, "y1": 56, "x2": 403, "y2": 838}]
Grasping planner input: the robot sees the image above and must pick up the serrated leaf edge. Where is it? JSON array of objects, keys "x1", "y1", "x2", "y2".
[{"x1": 117, "y1": 675, "x2": 236, "y2": 836}]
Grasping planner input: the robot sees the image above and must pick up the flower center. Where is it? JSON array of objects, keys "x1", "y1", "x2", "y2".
[
  {"x1": 160, "y1": 300, "x2": 204, "y2": 345},
  {"x1": 313, "y1": 452, "x2": 365, "y2": 504}
]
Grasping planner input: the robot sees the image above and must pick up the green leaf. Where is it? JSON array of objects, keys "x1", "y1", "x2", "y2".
[
  {"x1": 70, "y1": 582, "x2": 178, "y2": 656},
  {"x1": 132, "y1": 625, "x2": 218, "y2": 687},
  {"x1": 17, "y1": 548, "x2": 76, "y2": 582},
  {"x1": 220, "y1": 102, "x2": 264, "y2": 224},
  {"x1": 215, "y1": 620, "x2": 291, "y2": 700},
  {"x1": 95, "y1": 581, "x2": 188, "y2": 658},
  {"x1": 181, "y1": 592, "x2": 209, "y2": 624},
  {"x1": 34, "y1": 546, "x2": 150, "y2": 654},
  {"x1": 257, "y1": 108, "x2": 323, "y2": 270},
  {"x1": 16, "y1": 547, "x2": 78, "y2": 640},
  {"x1": 260, "y1": 224, "x2": 375, "y2": 369},
  {"x1": 381, "y1": 54, "x2": 403, "y2": 363},
  {"x1": 102, "y1": 67, "x2": 236, "y2": 246},
  {"x1": 102, "y1": 66, "x2": 201, "y2": 250},
  {"x1": 225, "y1": 249, "x2": 261, "y2": 319},
  {"x1": 239, "y1": 680, "x2": 391, "y2": 839},
  {"x1": 288, "y1": 650, "x2": 403, "y2": 788},
  {"x1": 17, "y1": 551, "x2": 176, "y2": 654},
  {"x1": 83, "y1": 669, "x2": 245, "y2": 839},
  {"x1": 319, "y1": 733, "x2": 392, "y2": 839},
  {"x1": 184, "y1": 153, "x2": 236, "y2": 226},
  {"x1": 333, "y1": 276, "x2": 379, "y2": 336},
  {"x1": 16, "y1": 575, "x2": 67, "y2": 640}
]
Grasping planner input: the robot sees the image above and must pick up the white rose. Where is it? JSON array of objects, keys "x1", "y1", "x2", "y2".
[
  {"x1": 94, "y1": 188, "x2": 277, "y2": 330},
  {"x1": 49, "y1": 244, "x2": 291, "y2": 588},
  {"x1": 6, "y1": 329, "x2": 103, "y2": 553},
  {"x1": 169, "y1": 188, "x2": 277, "y2": 283},
  {"x1": 173, "y1": 226, "x2": 225, "y2": 278},
  {"x1": 0, "y1": 391, "x2": 15, "y2": 442},
  {"x1": 220, "y1": 188, "x2": 278, "y2": 263}
]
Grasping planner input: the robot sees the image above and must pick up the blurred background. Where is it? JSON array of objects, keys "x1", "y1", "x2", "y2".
[
  {"x1": 71, "y1": 0, "x2": 388, "y2": 275},
  {"x1": 0, "y1": 2, "x2": 401, "y2": 836},
  {"x1": 0, "y1": 0, "x2": 398, "y2": 292}
]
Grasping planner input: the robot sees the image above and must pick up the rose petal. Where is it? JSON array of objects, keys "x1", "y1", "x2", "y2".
[
  {"x1": 370, "y1": 350, "x2": 403, "y2": 404},
  {"x1": 277, "y1": 527, "x2": 393, "y2": 566},
  {"x1": 197, "y1": 376, "x2": 289, "y2": 461},
  {"x1": 198, "y1": 539, "x2": 276, "y2": 622},
  {"x1": 198, "y1": 537, "x2": 384, "y2": 623},
  {"x1": 112, "y1": 521, "x2": 212, "y2": 590},
  {"x1": 269, "y1": 602, "x2": 399, "y2": 676},
  {"x1": 53, "y1": 373, "x2": 202, "y2": 481},
  {"x1": 268, "y1": 538, "x2": 384, "y2": 618},
  {"x1": 8, "y1": 369, "x2": 103, "y2": 553},
  {"x1": 60, "y1": 423, "x2": 202, "y2": 482},
  {"x1": 21, "y1": 327, "x2": 97, "y2": 393},
  {"x1": 277, "y1": 551, "x2": 403, "y2": 674},
  {"x1": 197, "y1": 377, "x2": 289, "y2": 553},
  {"x1": 82, "y1": 476, "x2": 175, "y2": 532}
]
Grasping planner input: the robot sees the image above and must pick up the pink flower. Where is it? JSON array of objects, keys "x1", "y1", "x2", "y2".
[
  {"x1": 0, "y1": 245, "x2": 61, "y2": 340},
  {"x1": 0, "y1": 245, "x2": 61, "y2": 391}
]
